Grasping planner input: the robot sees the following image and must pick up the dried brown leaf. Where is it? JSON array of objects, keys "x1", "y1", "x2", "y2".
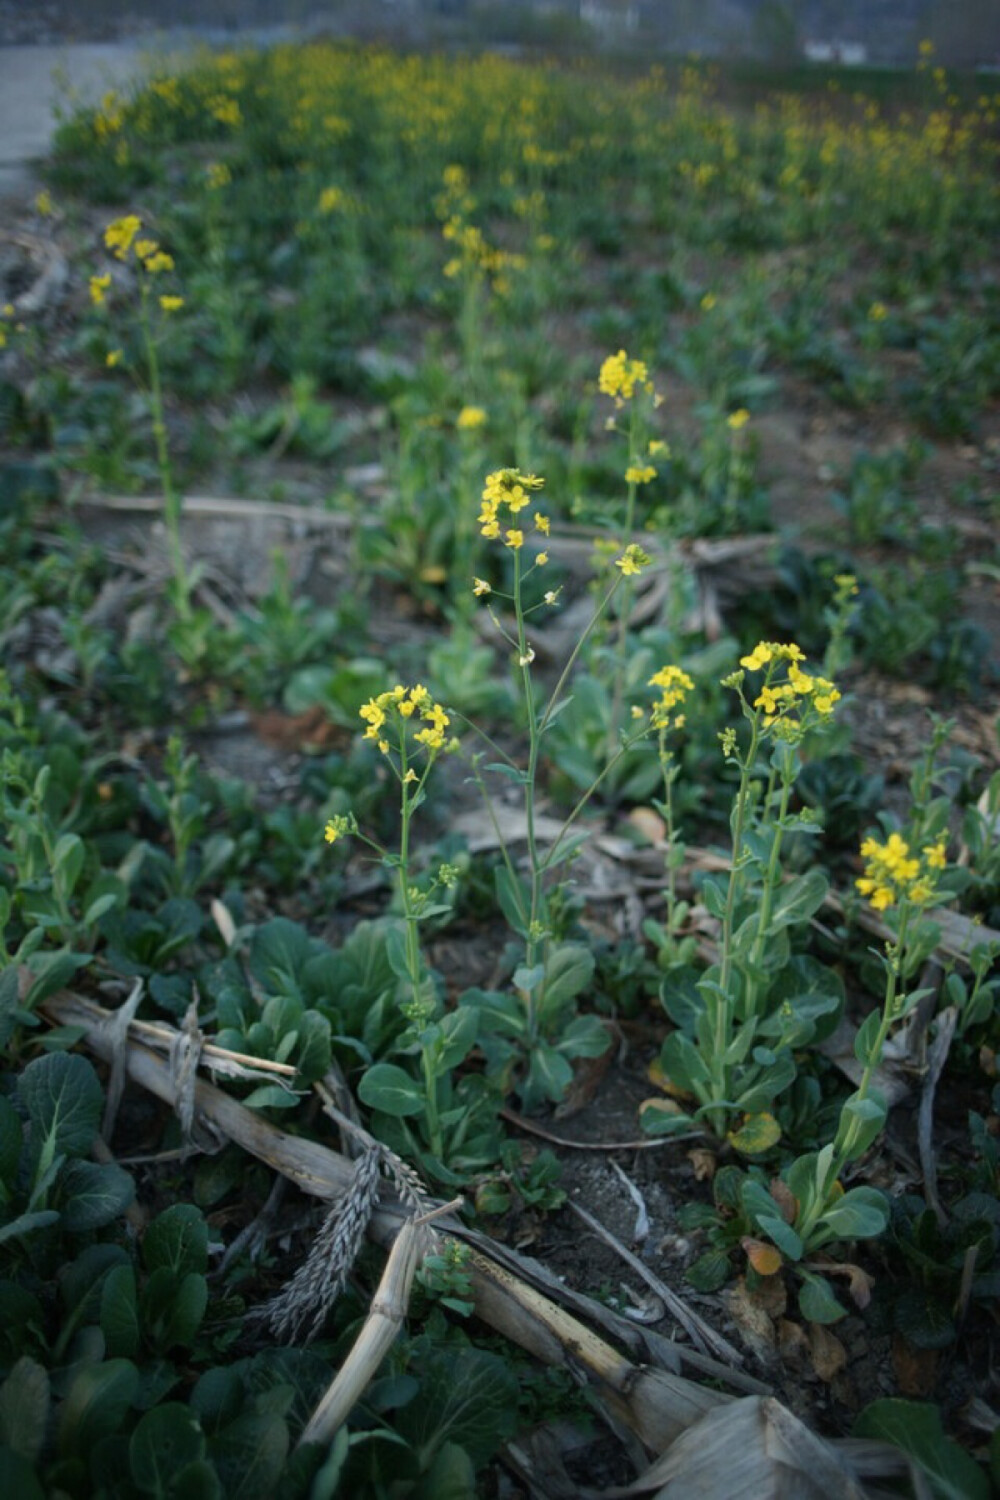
[{"x1": 807, "y1": 1323, "x2": 847, "y2": 1384}]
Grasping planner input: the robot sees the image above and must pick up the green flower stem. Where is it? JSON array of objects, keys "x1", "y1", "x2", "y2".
[
  {"x1": 709, "y1": 706, "x2": 762, "y2": 1135},
  {"x1": 469, "y1": 758, "x2": 529, "y2": 930},
  {"x1": 742, "y1": 761, "x2": 795, "y2": 1022},
  {"x1": 139, "y1": 285, "x2": 189, "y2": 619},
  {"x1": 658, "y1": 731, "x2": 680, "y2": 939},
  {"x1": 608, "y1": 404, "x2": 640, "y2": 754},
  {"x1": 396, "y1": 732, "x2": 443, "y2": 1161},
  {"x1": 513, "y1": 548, "x2": 544, "y2": 1041}
]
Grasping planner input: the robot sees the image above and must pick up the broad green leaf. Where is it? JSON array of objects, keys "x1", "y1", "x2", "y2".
[
  {"x1": 416, "y1": 1440, "x2": 476, "y2": 1500},
  {"x1": 853, "y1": 1011, "x2": 884, "y2": 1068},
  {"x1": 144, "y1": 1204, "x2": 209, "y2": 1278},
  {"x1": 60, "y1": 1243, "x2": 129, "y2": 1319},
  {"x1": 210, "y1": 1411, "x2": 288, "y2": 1500},
  {"x1": 0, "y1": 1357, "x2": 49, "y2": 1463},
  {"x1": 241, "y1": 1084, "x2": 301, "y2": 1111},
  {"x1": 101, "y1": 1265, "x2": 140, "y2": 1360},
  {"x1": 358, "y1": 1063, "x2": 425, "y2": 1118},
  {"x1": 18, "y1": 1052, "x2": 102, "y2": 1160},
  {"x1": 436, "y1": 1007, "x2": 479, "y2": 1071},
  {"x1": 249, "y1": 918, "x2": 314, "y2": 999},
  {"x1": 190, "y1": 1368, "x2": 245, "y2": 1437},
  {"x1": 57, "y1": 1359, "x2": 139, "y2": 1456},
  {"x1": 0, "y1": 1211, "x2": 59, "y2": 1247},
  {"x1": 457, "y1": 988, "x2": 526, "y2": 1039},
  {"x1": 522, "y1": 1044, "x2": 572, "y2": 1106},
  {"x1": 770, "y1": 868, "x2": 828, "y2": 930},
  {"x1": 294, "y1": 1010, "x2": 332, "y2": 1083},
  {"x1": 819, "y1": 1186, "x2": 888, "y2": 1241},
  {"x1": 727, "y1": 1113, "x2": 781, "y2": 1156},
  {"x1": 798, "y1": 1274, "x2": 846, "y2": 1325},
  {"x1": 396, "y1": 1349, "x2": 517, "y2": 1470},
  {"x1": 162, "y1": 1273, "x2": 209, "y2": 1353},
  {"x1": 541, "y1": 945, "x2": 594, "y2": 1012},
  {"x1": 557, "y1": 1014, "x2": 611, "y2": 1059},
  {"x1": 129, "y1": 1403, "x2": 206, "y2": 1496},
  {"x1": 52, "y1": 834, "x2": 85, "y2": 897},
  {"x1": 494, "y1": 867, "x2": 529, "y2": 938},
  {"x1": 166, "y1": 1460, "x2": 220, "y2": 1500},
  {"x1": 685, "y1": 1249, "x2": 732, "y2": 1292},
  {"x1": 893, "y1": 1289, "x2": 957, "y2": 1351},
  {"x1": 833, "y1": 1091, "x2": 887, "y2": 1161},
  {"x1": 60, "y1": 1160, "x2": 135, "y2": 1232},
  {"x1": 854, "y1": 1400, "x2": 990, "y2": 1500}
]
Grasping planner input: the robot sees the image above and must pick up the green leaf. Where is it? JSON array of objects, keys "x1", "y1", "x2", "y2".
[
  {"x1": 129, "y1": 1403, "x2": 206, "y2": 1496},
  {"x1": 18, "y1": 1051, "x2": 102, "y2": 1161},
  {"x1": 60, "y1": 1160, "x2": 135, "y2": 1232},
  {"x1": 436, "y1": 1007, "x2": 479, "y2": 1072},
  {"x1": 685, "y1": 1249, "x2": 732, "y2": 1292},
  {"x1": 416, "y1": 1441, "x2": 476, "y2": 1500},
  {"x1": 854, "y1": 1399, "x2": 990, "y2": 1500},
  {"x1": 52, "y1": 834, "x2": 85, "y2": 897},
  {"x1": 541, "y1": 944, "x2": 595, "y2": 1013},
  {"x1": 397, "y1": 1349, "x2": 517, "y2": 1470},
  {"x1": 60, "y1": 1242, "x2": 129, "y2": 1318},
  {"x1": 494, "y1": 867, "x2": 529, "y2": 938},
  {"x1": 0, "y1": 1357, "x2": 49, "y2": 1463},
  {"x1": 522, "y1": 1044, "x2": 572, "y2": 1106},
  {"x1": 162, "y1": 1273, "x2": 209, "y2": 1353},
  {"x1": 893, "y1": 1289, "x2": 957, "y2": 1351},
  {"x1": 770, "y1": 868, "x2": 829, "y2": 930},
  {"x1": 241, "y1": 1085, "x2": 301, "y2": 1111},
  {"x1": 190, "y1": 1369, "x2": 244, "y2": 1437},
  {"x1": 798, "y1": 1274, "x2": 846, "y2": 1325},
  {"x1": 294, "y1": 1010, "x2": 332, "y2": 1083},
  {"x1": 144, "y1": 1204, "x2": 209, "y2": 1278},
  {"x1": 57, "y1": 1359, "x2": 139, "y2": 1457},
  {"x1": 0, "y1": 1211, "x2": 59, "y2": 1247},
  {"x1": 458, "y1": 988, "x2": 526, "y2": 1040},
  {"x1": 210, "y1": 1411, "x2": 288, "y2": 1500},
  {"x1": 727, "y1": 1113, "x2": 781, "y2": 1156},
  {"x1": 358, "y1": 1063, "x2": 425, "y2": 1118},
  {"x1": 101, "y1": 1265, "x2": 140, "y2": 1360},
  {"x1": 556, "y1": 1014, "x2": 611, "y2": 1060},
  {"x1": 853, "y1": 1011, "x2": 884, "y2": 1068},
  {"x1": 819, "y1": 1186, "x2": 888, "y2": 1241},
  {"x1": 834, "y1": 1091, "x2": 887, "y2": 1160}
]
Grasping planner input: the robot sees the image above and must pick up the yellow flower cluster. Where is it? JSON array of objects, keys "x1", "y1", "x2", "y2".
[
  {"x1": 359, "y1": 684, "x2": 452, "y2": 754},
  {"x1": 479, "y1": 468, "x2": 546, "y2": 541},
  {"x1": 598, "y1": 348, "x2": 651, "y2": 404},
  {"x1": 625, "y1": 464, "x2": 657, "y2": 485},
  {"x1": 457, "y1": 405, "x2": 487, "y2": 430},
  {"x1": 324, "y1": 813, "x2": 356, "y2": 844},
  {"x1": 738, "y1": 641, "x2": 841, "y2": 727},
  {"x1": 615, "y1": 543, "x2": 651, "y2": 577},
  {"x1": 856, "y1": 833, "x2": 946, "y2": 911},
  {"x1": 649, "y1": 664, "x2": 694, "y2": 728},
  {"x1": 98, "y1": 216, "x2": 184, "y2": 312}
]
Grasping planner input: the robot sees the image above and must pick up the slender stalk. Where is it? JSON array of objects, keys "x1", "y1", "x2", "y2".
[
  {"x1": 396, "y1": 734, "x2": 442, "y2": 1160},
  {"x1": 514, "y1": 549, "x2": 544, "y2": 1042},
  {"x1": 139, "y1": 285, "x2": 189, "y2": 618},
  {"x1": 607, "y1": 404, "x2": 640, "y2": 754},
  {"x1": 742, "y1": 766, "x2": 793, "y2": 1022},
  {"x1": 537, "y1": 573, "x2": 623, "y2": 737}
]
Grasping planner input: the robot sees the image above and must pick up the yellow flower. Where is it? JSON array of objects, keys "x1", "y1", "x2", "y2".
[
  {"x1": 598, "y1": 348, "x2": 649, "y2": 402},
  {"x1": 625, "y1": 464, "x2": 657, "y2": 485},
  {"x1": 324, "y1": 814, "x2": 354, "y2": 844},
  {"x1": 505, "y1": 529, "x2": 524, "y2": 550},
  {"x1": 544, "y1": 589, "x2": 560, "y2": 605},
  {"x1": 206, "y1": 161, "x2": 231, "y2": 190},
  {"x1": 740, "y1": 643, "x2": 773, "y2": 671},
  {"x1": 134, "y1": 238, "x2": 158, "y2": 261},
  {"x1": 700, "y1": 292, "x2": 717, "y2": 310},
  {"x1": 923, "y1": 841, "x2": 947, "y2": 869},
  {"x1": 727, "y1": 408, "x2": 750, "y2": 431},
  {"x1": 615, "y1": 544, "x2": 651, "y2": 577},
  {"x1": 143, "y1": 251, "x2": 175, "y2": 274},
  {"x1": 473, "y1": 577, "x2": 491, "y2": 596},
  {"x1": 106, "y1": 349, "x2": 122, "y2": 368},
  {"x1": 318, "y1": 185, "x2": 345, "y2": 214},
  {"x1": 35, "y1": 190, "x2": 53, "y2": 216},
  {"x1": 868, "y1": 301, "x2": 888, "y2": 322},
  {"x1": 536, "y1": 551, "x2": 548, "y2": 566},
  {"x1": 403, "y1": 769, "x2": 418, "y2": 784},
  {"x1": 104, "y1": 215, "x2": 142, "y2": 260},
  {"x1": 534, "y1": 512, "x2": 550, "y2": 534},
  {"x1": 89, "y1": 273, "x2": 112, "y2": 307},
  {"x1": 159, "y1": 295, "x2": 184, "y2": 313},
  {"x1": 648, "y1": 439, "x2": 669, "y2": 457},
  {"x1": 457, "y1": 405, "x2": 487, "y2": 429}
]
